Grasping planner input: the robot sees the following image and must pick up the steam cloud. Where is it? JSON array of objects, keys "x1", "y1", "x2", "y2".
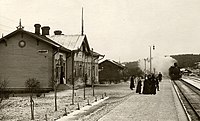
[{"x1": 139, "y1": 56, "x2": 177, "y2": 76}]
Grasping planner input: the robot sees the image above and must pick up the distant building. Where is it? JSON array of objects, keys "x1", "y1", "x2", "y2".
[
  {"x1": 0, "y1": 24, "x2": 71, "y2": 92},
  {"x1": 99, "y1": 59, "x2": 125, "y2": 84}
]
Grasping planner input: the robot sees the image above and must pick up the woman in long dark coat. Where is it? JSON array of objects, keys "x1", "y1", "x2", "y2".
[
  {"x1": 151, "y1": 74, "x2": 157, "y2": 95},
  {"x1": 143, "y1": 75, "x2": 150, "y2": 94},
  {"x1": 136, "y1": 77, "x2": 142, "y2": 94},
  {"x1": 130, "y1": 75, "x2": 135, "y2": 90}
]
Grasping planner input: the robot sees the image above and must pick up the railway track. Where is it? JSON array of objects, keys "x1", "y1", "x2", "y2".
[{"x1": 172, "y1": 79, "x2": 200, "y2": 121}]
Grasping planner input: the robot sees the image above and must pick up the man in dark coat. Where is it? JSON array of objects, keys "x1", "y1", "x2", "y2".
[
  {"x1": 158, "y1": 72, "x2": 162, "y2": 82},
  {"x1": 155, "y1": 76, "x2": 159, "y2": 91},
  {"x1": 136, "y1": 77, "x2": 142, "y2": 94},
  {"x1": 130, "y1": 75, "x2": 135, "y2": 90}
]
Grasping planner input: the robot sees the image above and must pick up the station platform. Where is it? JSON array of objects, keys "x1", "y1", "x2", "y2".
[
  {"x1": 99, "y1": 79, "x2": 189, "y2": 121},
  {"x1": 182, "y1": 76, "x2": 200, "y2": 89}
]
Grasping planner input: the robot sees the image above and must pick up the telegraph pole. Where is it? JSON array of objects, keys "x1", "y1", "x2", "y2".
[
  {"x1": 150, "y1": 46, "x2": 152, "y2": 74},
  {"x1": 144, "y1": 58, "x2": 147, "y2": 74},
  {"x1": 149, "y1": 45, "x2": 155, "y2": 74},
  {"x1": 81, "y1": 7, "x2": 84, "y2": 36}
]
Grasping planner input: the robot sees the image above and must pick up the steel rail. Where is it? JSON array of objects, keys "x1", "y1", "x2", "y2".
[{"x1": 173, "y1": 79, "x2": 200, "y2": 120}]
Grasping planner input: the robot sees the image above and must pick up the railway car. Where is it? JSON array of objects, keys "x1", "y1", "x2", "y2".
[{"x1": 169, "y1": 63, "x2": 182, "y2": 80}]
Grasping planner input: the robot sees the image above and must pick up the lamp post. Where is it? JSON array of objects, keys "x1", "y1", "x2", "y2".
[
  {"x1": 144, "y1": 58, "x2": 147, "y2": 74},
  {"x1": 149, "y1": 45, "x2": 155, "y2": 74}
]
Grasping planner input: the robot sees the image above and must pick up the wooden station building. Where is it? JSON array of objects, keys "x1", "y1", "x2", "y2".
[
  {"x1": 48, "y1": 31, "x2": 104, "y2": 86},
  {"x1": 0, "y1": 23, "x2": 103, "y2": 92}
]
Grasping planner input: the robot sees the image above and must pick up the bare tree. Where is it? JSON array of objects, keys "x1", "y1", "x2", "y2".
[
  {"x1": 25, "y1": 78, "x2": 40, "y2": 120},
  {"x1": 0, "y1": 76, "x2": 9, "y2": 103},
  {"x1": 53, "y1": 79, "x2": 58, "y2": 111},
  {"x1": 49, "y1": 77, "x2": 58, "y2": 111}
]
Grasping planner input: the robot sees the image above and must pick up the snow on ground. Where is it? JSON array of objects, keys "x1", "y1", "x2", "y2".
[
  {"x1": 182, "y1": 76, "x2": 200, "y2": 89},
  {"x1": 98, "y1": 79, "x2": 188, "y2": 121},
  {"x1": 57, "y1": 97, "x2": 109, "y2": 121},
  {"x1": 0, "y1": 82, "x2": 132, "y2": 121}
]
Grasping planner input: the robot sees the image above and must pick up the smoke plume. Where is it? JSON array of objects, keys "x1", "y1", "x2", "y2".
[{"x1": 139, "y1": 56, "x2": 177, "y2": 76}]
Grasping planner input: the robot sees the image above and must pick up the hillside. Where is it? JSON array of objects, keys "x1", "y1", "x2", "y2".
[
  {"x1": 170, "y1": 54, "x2": 200, "y2": 68},
  {"x1": 122, "y1": 61, "x2": 143, "y2": 76}
]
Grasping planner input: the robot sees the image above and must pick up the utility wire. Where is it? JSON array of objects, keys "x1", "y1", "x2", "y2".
[
  {"x1": 0, "y1": 15, "x2": 34, "y2": 29},
  {"x1": 0, "y1": 24, "x2": 14, "y2": 29},
  {"x1": 0, "y1": 28, "x2": 12, "y2": 32},
  {"x1": 0, "y1": 15, "x2": 18, "y2": 24}
]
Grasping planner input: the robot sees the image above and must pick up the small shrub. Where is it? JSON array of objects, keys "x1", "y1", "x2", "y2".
[
  {"x1": 25, "y1": 78, "x2": 40, "y2": 93},
  {"x1": 25, "y1": 78, "x2": 40, "y2": 120},
  {"x1": 0, "y1": 76, "x2": 9, "y2": 102}
]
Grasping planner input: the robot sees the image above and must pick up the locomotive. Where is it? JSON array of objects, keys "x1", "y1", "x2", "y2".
[{"x1": 169, "y1": 63, "x2": 182, "y2": 80}]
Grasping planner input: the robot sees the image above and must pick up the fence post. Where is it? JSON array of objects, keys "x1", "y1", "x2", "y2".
[
  {"x1": 101, "y1": 94, "x2": 104, "y2": 99},
  {"x1": 87, "y1": 99, "x2": 90, "y2": 105},
  {"x1": 77, "y1": 103, "x2": 80, "y2": 110},
  {"x1": 64, "y1": 108, "x2": 67, "y2": 116},
  {"x1": 95, "y1": 96, "x2": 97, "y2": 102},
  {"x1": 45, "y1": 114, "x2": 47, "y2": 121}
]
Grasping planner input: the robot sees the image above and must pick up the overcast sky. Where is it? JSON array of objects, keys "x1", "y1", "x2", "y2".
[{"x1": 1, "y1": 0, "x2": 200, "y2": 62}]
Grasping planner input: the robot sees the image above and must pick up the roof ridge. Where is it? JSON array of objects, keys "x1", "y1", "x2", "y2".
[
  {"x1": 0, "y1": 29, "x2": 70, "y2": 52},
  {"x1": 50, "y1": 34, "x2": 84, "y2": 37}
]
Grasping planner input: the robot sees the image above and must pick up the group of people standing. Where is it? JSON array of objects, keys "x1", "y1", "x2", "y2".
[{"x1": 130, "y1": 72, "x2": 162, "y2": 95}]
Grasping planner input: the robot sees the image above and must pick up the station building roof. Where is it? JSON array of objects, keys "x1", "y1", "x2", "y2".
[
  {"x1": 99, "y1": 59, "x2": 125, "y2": 69},
  {"x1": 0, "y1": 28, "x2": 71, "y2": 53},
  {"x1": 47, "y1": 34, "x2": 89, "y2": 51}
]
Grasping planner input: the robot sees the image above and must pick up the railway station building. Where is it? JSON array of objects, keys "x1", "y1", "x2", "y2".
[
  {"x1": 0, "y1": 23, "x2": 103, "y2": 92},
  {"x1": 0, "y1": 24, "x2": 71, "y2": 92},
  {"x1": 48, "y1": 31, "x2": 104, "y2": 86}
]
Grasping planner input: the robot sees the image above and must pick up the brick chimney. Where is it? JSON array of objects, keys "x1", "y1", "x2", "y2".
[
  {"x1": 54, "y1": 30, "x2": 62, "y2": 35},
  {"x1": 41, "y1": 26, "x2": 50, "y2": 36},
  {"x1": 34, "y1": 24, "x2": 41, "y2": 35}
]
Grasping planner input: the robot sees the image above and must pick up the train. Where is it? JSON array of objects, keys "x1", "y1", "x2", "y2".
[{"x1": 169, "y1": 63, "x2": 182, "y2": 80}]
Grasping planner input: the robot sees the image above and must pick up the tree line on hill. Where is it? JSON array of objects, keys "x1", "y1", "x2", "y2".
[
  {"x1": 123, "y1": 54, "x2": 200, "y2": 79},
  {"x1": 170, "y1": 54, "x2": 200, "y2": 68},
  {"x1": 123, "y1": 61, "x2": 144, "y2": 78}
]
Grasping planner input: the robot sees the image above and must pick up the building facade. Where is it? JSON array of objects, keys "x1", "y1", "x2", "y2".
[
  {"x1": 0, "y1": 23, "x2": 104, "y2": 92},
  {"x1": 0, "y1": 24, "x2": 71, "y2": 92},
  {"x1": 48, "y1": 32, "x2": 104, "y2": 86},
  {"x1": 99, "y1": 59, "x2": 125, "y2": 84}
]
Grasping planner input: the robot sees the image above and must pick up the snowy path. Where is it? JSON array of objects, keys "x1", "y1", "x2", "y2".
[{"x1": 57, "y1": 97, "x2": 109, "y2": 121}]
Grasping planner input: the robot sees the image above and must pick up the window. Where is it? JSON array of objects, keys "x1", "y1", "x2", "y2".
[{"x1": 18, "y1": 40, "x2": 26, "y2": 48}]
